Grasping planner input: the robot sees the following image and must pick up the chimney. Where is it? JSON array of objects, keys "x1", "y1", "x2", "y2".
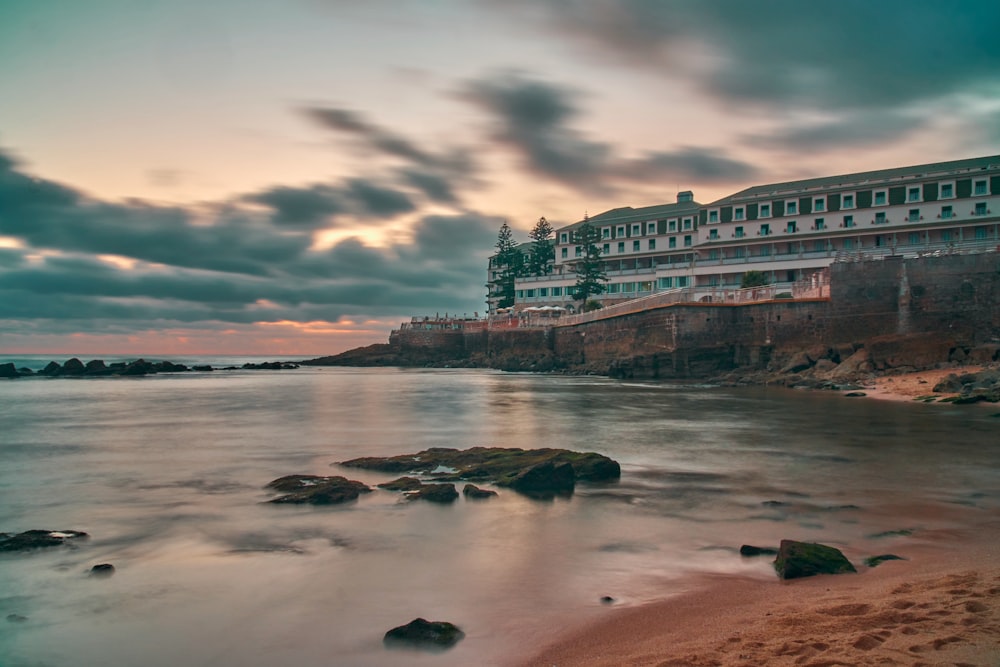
[{"x1": 677, "y1": 190, "x2": 694, "y2": 203}]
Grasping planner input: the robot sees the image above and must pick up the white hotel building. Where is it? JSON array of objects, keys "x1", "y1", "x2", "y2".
[{"x1": 495, "y1": 155, "x2": 1000, "y2": 313}]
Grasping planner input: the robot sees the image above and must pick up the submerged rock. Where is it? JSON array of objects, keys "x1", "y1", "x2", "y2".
[
  {"x1": 266, "y1": 475, "x2": 372, "y2": 505},
  {"x1": 462, "y1": 484, "x2": 497, "y2": 499},
  {"x1": 0, "y1": 529, "x2": 89, "y2": 552},
  {"x1": 773, "y1": 540, "x2": 857, "y2": 579},
  {"x1": 340, "y1": 446, "x2": 620, "y2": 499},
  {"x1": 864, "y1": 554, "x2": 906, "y2": 568},
  {"x1": 90, "y1": 563, "x2": 116, "y2": 577},
  {"x1": 383, "y1": 618, "x2": 464, "y2": 649},
  {"x1": 378, "y1": 477, "x2": 424, "y2": 491},
  {"x1": 408, "y1": 483, "x2": 459, "y2": 503},
  {"x1": 740, "y1": 544, "x2": 779, "y2": 557}
]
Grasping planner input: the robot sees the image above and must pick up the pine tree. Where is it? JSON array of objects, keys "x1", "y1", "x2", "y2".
[
  {"x1": 571, "y1": 222, "x2": 607, "y2": 303},
  {"x1": 490, "y1": 221, "x2": 522, "y2": 309},
  {"x1": 526, "y1": 216, "x2": 554, "y2": 277}
]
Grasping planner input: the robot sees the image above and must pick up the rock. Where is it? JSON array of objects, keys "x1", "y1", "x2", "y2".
[
  {"x1": 408, "y1": 483, "x2": 459, "y2": 503},
  {"x1": 844, "y1": 391, "x2": 867, "y2": 397},
  {"x1": 242, "y1": 361, "x2": 300, "y2": 370},
  {"x1": 266, "y1": 475, "x2": 372, "y2": 505},
  {"x1": 121, "y1": 359, "x2": 154, "y2": 376},
  {"x1": 39, "y1": 361, "x2": 62, "y2": 376},
  {"x1": 7, "y1": 614, "x2": 28, "y2": 623},
  {"x1": 90, "y1": 563, "x2": 115, "y2": 577},
  {"x1": 462, "y1": 484, "x2": 497, "y2": 499},
  {"x1": 340, "y1": 447, "x2": 620, "y2": 498},
  {"x1": 0, "y1": 362, "x2": 19, "y2": 378},
  {"x1": 933, "y1": 373, "x2": 964, "y2": 393},
  {"x1": 864, "y1": 554, "x2": 905, "y2": 568},
  {"x1": 773, "y1": 540, "x2": 857, "y2": 579},
  {"x1": 600, "y1": 596, "x2": 615, "y2": 604},
  {"x1": 383, "y1": 618, "x2": 464, "y2": 649},
  {"x1": 813, "y1": 358, "x2": 837, "y2": 373},
  {"x1": 0, "y1": 529, "x2": 89, "y2": 552},
  {"x1": 61, "y1": 358, "x2": 86, "y2": 375},
  {"x1": 740, "y1": 544, "x2": 779, "y2": 557},
  {"x1": 969, "y1": 344, "x2": 1000, "y2": 364},
  {"x1": 192, "y1": 365, "x2": 214, "y2": 372},
  {"x1": 508, "y1": 461, "x2": 576, "y2": 498},
  {"x1": 780, "y1": 351, "x2": 814, "y2": 374},
  {"x1": 378, "y1": 477, "x2": 424, "y2": 491},
  {"x1": 84, "y1": 359, "x2": 110, "y2": 375}
]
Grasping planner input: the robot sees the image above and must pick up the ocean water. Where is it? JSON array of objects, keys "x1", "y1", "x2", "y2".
[{"x1": 1, "y1": 362, "x2": 998, "y2": 666}]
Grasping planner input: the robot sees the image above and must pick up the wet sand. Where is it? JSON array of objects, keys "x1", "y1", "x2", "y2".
[
  {"x1": 517, "y1": 520, "x2": 1000, "y2": 666},
  {"x1": 862, "y1": 366, "x2": 985, "y2": 403}
]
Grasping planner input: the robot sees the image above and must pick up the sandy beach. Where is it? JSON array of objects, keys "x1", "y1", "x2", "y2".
[
  {"x1": 518, "y1": 520, "x2": 1000, "y2": 666},
  {"x1": 517, "y1": 373, "x2": 1000, "y2": 667}
]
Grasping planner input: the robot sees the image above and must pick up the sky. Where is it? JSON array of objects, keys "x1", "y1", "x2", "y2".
[{"x1": 1, "y1": 0, "x2": 999, "y2": 357}]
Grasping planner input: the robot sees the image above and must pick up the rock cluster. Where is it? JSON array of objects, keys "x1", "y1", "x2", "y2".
[
  {"x1": 265, "y1": 475, "x2": 372, "y2": 505},
  {"x1": 341, "y1": 446, "x2": 620, "y2": 499},
  {"x1": 0, "y1": 529, "x2": 89, "y2": 552},
  {"x1": 1, "y1": 358, "x2": 301, "y2": 379},
  {"x1": 932, "y1": 369, "x2": 1000, "y2": 403}
]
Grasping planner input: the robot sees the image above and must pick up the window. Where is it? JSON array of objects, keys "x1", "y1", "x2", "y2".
[
  {"x1": 734, "y1": 247, "x2": 745, "y2": 258},
  {"x1": 709, "y1": 229, "x2": 719, "y2": 240},
  {"x1": 539, "y1": 288, "x2": 548, "y2": 296},
  {"x1": 759, "y1": 203, "x2": 771, "y2": 217},
  {"x1": 602, "y1": 243, "x2": 610, "y2": 255},
  {"x1": 786, "y1": 200, "x2": 798, "y2": 215},
  {"x1": 940, "y1": 182, "x2": 954, "y2": 199},
  {"x1": 786, "y1": 221, "x2": 797, "y2": 233},
  {"x1": 647, "y1": 222, "x2": 657, "y2": 234},
  {"x1": 617, "y1": 242, "x2": 625, "y2": 253},
  {"x1": 708, "y1": 249, "x2": 719, "y2": 260},
  {"x1": 559, "y1": 232, "x2": 569, "y2": 243},
  {"x1": 668, "y1": 219, "x2": 677, "y2": 232},
  {"x1": 843, "y1": 215, "x2": 855, "y2": 228},
  {"x1": 942, "y1": 230, "x2": 952, "y2": 242},
  {"x1": 616, "y1": 226, "x2": 626, "y2": 237},
  {"x1": 639, "y1": 281, "x2": 653, "y2": 292},
  {"x1": 669, "y1": 237, "x2": 677, "y2": 248},
  {"x1": 907, "y1": 186, "x2": 921, "y2": 202},
  {"x1": 575, "y1": 246, "x2": 582, "y2": 257},
  {"x1": 908, "y1": 232, "x2": 921, "y2": 245},
  {"x1": 875, "y1": 212, "x2": 887, "y2": 224},
  {"x1": 759, "y1": 245, "x2": 771, "y2": 256},
  {"x1": 708, "y1": 210, "x2": 719, "y2": 223},
  {"x1": 974, "y1": 179, "x2": 988, "y2": 196},
  {"x1": 734, "y1": 226, "x2": 744, "y2": 238},
  {"x1": 813, "y1": 197, "x2": 825, "y2": 212},
  {"x1": 908, "y1": 208, "x2": 920, "y2": 222},
  {"x1": 631, "y1": 224, "x2": 641, "y2": 236},
  {"x1": 677, "y1": 276, "x2": 688, "y2": 288},
  {"x1": 516, "y1": 290, "x2": 524, "y2": 299},
  {"x1": 760, "y1": 223, "x2": 771, "y2": 236},
  {"x1": 561, "y1": 247, "x2": 568, "y2": 258},
  {"x1": 976, "y1": 227, "x2": 988, "y2": 240},
  {"x1": 814, "y1": 218, "x2": 825, "y2": 230},
  {"x1": 683, "y1": 235, "x2": 692, "y2": 247},
  {"x1": 734, "y1": 207, "x2": 745, "y2": 221},
  {"x1": 941, "y1": 205, "x2": 953, "y2": 219},
  {"x1": 874, "y1": 190, "x2": 887, "y2": 206},
  {"x1": 975, "y1": 202, "x2": 987, "y2": 216},
  {"x1": 608, "y1": 283, "x2": 620, "y2": 294},
  {"x1": 813, "y1": 240, "x2": 825, "y2": 252},
  {"x1": 622, "y1": 282, "x2": 635, "y2": 292},
  {"x1": 658, "y1": 277, "x2": 673, "y2": 289},
  {"x1": 602, "y1": 227, "x2": 611, "y2": 239},
  {"x1": 843, "y1": 238, "x2": 854, "y2": 250},
  {"x1": 552, "y1": 287, "x2": 562, "y2": 296},
  {"x1": 683, "y1": 218, "x2": 692, "y2": 230},
  {"x1": 842, "y1": 194, "x2": 855, "y2": 209},
  {"x1": 648, "y1": 239, "x2": 656, "y2": 250},
  {"x1": 633, "y1": 240, "x2": 641, "y2": 251}
]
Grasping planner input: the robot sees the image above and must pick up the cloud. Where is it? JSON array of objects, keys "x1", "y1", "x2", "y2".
[
  {"x1": 744, "y1": 110, "x2": 930, "y2": 152},
  {"x1": 247, "y1": 184, "x2": 343, "y2": 228},
  {"x1": 344, "y1": 178, "x2": 415, "y2": 218},
  {"x1": 462, "y1": 71, "x2": 757, "y2": 191},
  {"x1": 498, "y1": 0, "x2": 1000, "y2": 113},
  {"x1": 303, "y1": 106, "x2": 437, "y2": 166}
]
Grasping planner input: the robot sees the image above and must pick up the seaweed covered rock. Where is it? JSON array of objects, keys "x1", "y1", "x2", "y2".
[
  {"x1": 378, "y1": 477, "x2": 425, "y2": 491},
  {"x1": 774, "y1": 540, "x2": 857, "y2": 579},
  {"x1": 383, "y1": 618, "x2": 464, "y2": 649},
  {"x1": 462, "y1": 484, "x2": 497, "y2": 499},
  {"x1": 340, "y1": 447, "x2": 620, "y2": 497},
  {"x1": 0, "y1": 530, "x2": 89, "y2": 552},
  {"x1": 266, "y1": 475, "x2": 372, "y2": 505},
  {"x1": 409, "y1": 483, "x2": 459, "y2": 503}
]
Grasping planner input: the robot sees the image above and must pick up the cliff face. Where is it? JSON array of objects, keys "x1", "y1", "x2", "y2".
[{"x1": 303, "y1": 253, "x2": 1000, "y2": 379}]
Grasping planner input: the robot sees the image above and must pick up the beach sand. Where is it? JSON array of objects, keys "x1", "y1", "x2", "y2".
[
  {"x1": 515, "y1": 367, "x2": 1000, "y2": 667},
  {"x1": 518, "y1": 522, "x2": 1000, "y2": 666}
]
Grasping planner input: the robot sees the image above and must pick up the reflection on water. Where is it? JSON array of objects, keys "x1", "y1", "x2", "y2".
[{"x1": 1, "y1": 367, "x2": 998, "y2": 666}]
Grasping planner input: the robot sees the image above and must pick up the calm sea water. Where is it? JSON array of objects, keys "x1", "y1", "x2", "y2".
[{"x1": 1, "y1": 360, "x2": 998, "y2": 666}]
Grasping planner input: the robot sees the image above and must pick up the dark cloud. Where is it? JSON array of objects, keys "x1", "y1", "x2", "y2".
[
  {"x1": 0, "y1": 148, "x2": 497, "y2": 337},
  {"x1": 398, "y1": 168, "x2": 458, "y2": 204},
  {"x1": 345, "y1": 178, "x2": 415, "y2": 218},
  {"x1": 247, "y1": 184, "x2": 343, "y2": 228},
  {"x1": 304, "y1": 106, "x2": 436, "y2": 166},
  {"x1": 462, "y1": 71, "x2": 756, "y2": 190},
  {"x1": 497, "y1": 0, "x2": 1000, "y2": 113}
]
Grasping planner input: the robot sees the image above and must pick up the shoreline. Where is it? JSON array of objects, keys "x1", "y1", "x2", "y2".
[{"x1": 515, "y1": 520, "x2": 1000, "y2": 666}]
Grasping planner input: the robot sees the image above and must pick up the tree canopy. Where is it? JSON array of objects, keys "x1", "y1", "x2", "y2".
[
  {"x1": 571, "y1": 222, "x2": 607, "y2": 303},
  {"x1": 526, "y1": 216, "x2": 554, "y2": 277}
]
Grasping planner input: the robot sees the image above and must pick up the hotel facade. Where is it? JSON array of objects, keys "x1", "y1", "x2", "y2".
[{"x1": 489, "y1": 155, "x2": 1000, "y2": 314}]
